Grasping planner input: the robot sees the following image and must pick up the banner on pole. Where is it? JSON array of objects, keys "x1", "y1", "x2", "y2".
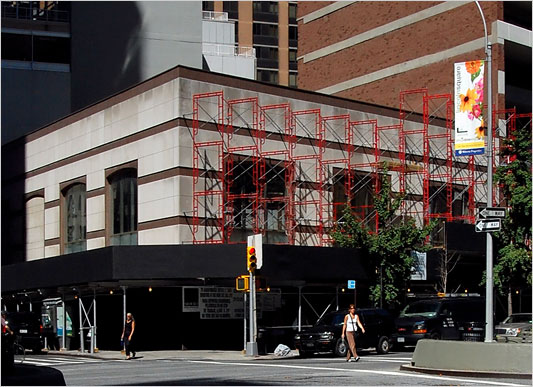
[{"x1": 454, "y1": 60, "x2": 485, "y2": 156}]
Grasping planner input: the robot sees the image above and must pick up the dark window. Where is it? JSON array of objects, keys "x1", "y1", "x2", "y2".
[
  {"x1": 253, "y1": 1, "x2": 278, "y2": 22},
  {"x1": 256, "y1": 46, "x2": 278, "y2": 60},
  {"x1": 202, "y1": 1, "x2": 214, "y2": 11},
  {"x1": 33, "y1": 35, "x2": 70, "y2": 63},
  {"x1": 253, "y1": 23, "x2": 278, "y2": 38},
  {"x1": 1, "y1": 33, "x2": 32, "y2": 61},
  {"x1": 1, "y1": 33, "x2": 70, "y2": 63},
  {"x1": 63, "y1": 184, "x2": 87, "y2": 254},
  {"x1": 289, "y1": 26, "x2": 298, "y2": 40},
  {"x1": 223, "y1": 1, "x2": 238, "y2": 19},
  {"x1": 109, "y1": 169, "x2": 138, "y2": 245},
  {"x1": 257, "y1": 69, "x2": 278, "y2": 84},
  {"x1": 289, "y1": 3, "x2": 297, "y2": 21}
]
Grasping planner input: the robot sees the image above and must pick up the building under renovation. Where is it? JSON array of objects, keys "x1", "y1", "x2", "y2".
[{"x1": 2, "y1": 65, "x2": 530, "y2": 351}]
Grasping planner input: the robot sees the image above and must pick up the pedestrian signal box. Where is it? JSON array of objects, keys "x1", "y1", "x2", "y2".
[
  {"x1": 247, "y1": 246, "x2": 257, "y2": 272},
  {"x1": 236, "y1": 275, "x2": 249, "y2": 291}
]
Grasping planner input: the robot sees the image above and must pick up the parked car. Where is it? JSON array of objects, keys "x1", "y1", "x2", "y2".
[
  {"x1": 392, "y1": 297, "x2": 485, "y2": 347},
  {"x1": 4, "y1": 312, "x2": 45, "y2": 353},
  {"x1": 495, "y1": 313, "x2": 532, "y2": 344},
  {"x1": 294, "y1": 308, "x2": 395, "y2": 357}
]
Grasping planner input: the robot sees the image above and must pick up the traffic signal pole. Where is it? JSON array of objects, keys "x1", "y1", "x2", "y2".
[{"x1": 246, "y1": 269, "x2": 258, "y2": 356}]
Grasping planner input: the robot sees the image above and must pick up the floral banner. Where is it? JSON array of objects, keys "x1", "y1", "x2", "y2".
[{"x1": 454, "y1": 60, "x2": 485, "y2": 156}]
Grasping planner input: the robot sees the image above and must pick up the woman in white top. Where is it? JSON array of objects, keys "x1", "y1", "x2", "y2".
[{"x1": 341, "y1": 304, "x2": 365, "y2": 362}]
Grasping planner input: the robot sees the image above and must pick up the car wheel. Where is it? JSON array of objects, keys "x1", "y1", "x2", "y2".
[
  {"x1": 334, "y1": 338, "x2": 348, "y2": 357},
  {"x1": 430, "y1": 332, "x2": 441, "y2": 340},
  {"x1": 376, "y1": 336, "x2": 390, "y2": 354}
]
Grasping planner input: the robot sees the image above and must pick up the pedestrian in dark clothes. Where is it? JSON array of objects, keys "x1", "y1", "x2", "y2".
[{"x1": 121, "y1": 313, "x2": 136, "y2": 360}]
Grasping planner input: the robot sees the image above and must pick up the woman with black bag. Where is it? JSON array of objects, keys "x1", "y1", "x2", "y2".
[{"x1": 341, "y1": 304, "x2": 365, "y2": 362}]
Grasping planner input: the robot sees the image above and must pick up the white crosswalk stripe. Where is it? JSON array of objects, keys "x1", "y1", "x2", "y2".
[{"x1": 23, "y1": 356, "x2": 105, "y2": 367}]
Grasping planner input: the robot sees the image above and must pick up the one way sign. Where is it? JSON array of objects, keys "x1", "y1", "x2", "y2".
[
  {"x1": 479, "y1": 207, "x2": 506, "y2": 219},
  {"x1": 475, "y1": 218, "x2": 501, "y2": 233}
]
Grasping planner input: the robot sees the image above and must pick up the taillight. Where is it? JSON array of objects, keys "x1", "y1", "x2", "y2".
[
  {"x1": 40, "y1": 324, "x2": 43, "y2": 333},
  {"x1": 413, "y1": 329, "x2": 427, "y2": 334},
  {"x1": 2, "y1": 325, "x2": 6, "y2": 334}
]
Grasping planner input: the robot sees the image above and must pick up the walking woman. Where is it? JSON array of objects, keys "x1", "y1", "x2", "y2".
[
  {"x1": 341, "y1": 304, "x2": 365, "y2": 362},
  {"x1": 121, "y1": 313, "x2": 136, "y2": 360}
]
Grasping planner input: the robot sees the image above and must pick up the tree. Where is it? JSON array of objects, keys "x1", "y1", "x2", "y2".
[
  {"x1": 330, "y1": 169, "x2": 435, "y2": 308},
  {"x1": 493, "y1": 117, "x2": 532, "y2": 316}
]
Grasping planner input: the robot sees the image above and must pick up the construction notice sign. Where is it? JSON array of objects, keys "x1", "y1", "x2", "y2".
[
  {"x1": 454, "y1": 60, "x2": 485, "y2": 156},
  {"x1": 183, "y1": 286, "x2": 244, "y2": 319}
]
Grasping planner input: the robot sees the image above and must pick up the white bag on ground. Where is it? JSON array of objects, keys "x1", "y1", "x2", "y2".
[{"x1": 274, "y1": 343, "x2": 291, "y2": 356}]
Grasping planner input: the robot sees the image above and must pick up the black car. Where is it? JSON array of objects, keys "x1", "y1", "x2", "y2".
[
  {"x1": 392, "y1": 297, "x2": 485, "y2": 347},
  {"x1": 294, "y1": 308, "x2": 395, "y2": 357},
  {"x1": 4, "y1": 312, "x2": 45, "y2": 353}
]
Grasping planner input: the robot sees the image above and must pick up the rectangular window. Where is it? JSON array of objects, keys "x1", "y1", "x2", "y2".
[
  {"x1": 33, "y1": 35, "x2": 70, "y2": 63},
  {"x1": 257, "y1": 69, "x2": 278, "y2": 84},
  {"x1": 289, "y1": 3, "x2": 297, "y2": 20},
  {"x1": 1, "y1": 33, "x2": 32, "y2": 61},
  {"x1": 289, "y1": 73, "x2": 297, "y2": 88}
]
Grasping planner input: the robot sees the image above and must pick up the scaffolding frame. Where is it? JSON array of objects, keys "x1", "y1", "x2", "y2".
[{"x1": 190, "y1": 89, "x2": 530, "y2": 246}]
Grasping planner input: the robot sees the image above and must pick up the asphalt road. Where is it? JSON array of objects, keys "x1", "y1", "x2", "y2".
[{"x1": 15, "y1": 352, "x2": 530, "y2": 386}]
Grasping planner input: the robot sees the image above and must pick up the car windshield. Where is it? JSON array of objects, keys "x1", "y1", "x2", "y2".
[
  {"x1": 400, "y1": 302, "x2": 439, "y2": 317},
  {"x1": 316, "y1": 313, "x2": 344, "y2": 327},
  {"x1": 503, "y1": 314, "x2": 532, "y2": 324}
]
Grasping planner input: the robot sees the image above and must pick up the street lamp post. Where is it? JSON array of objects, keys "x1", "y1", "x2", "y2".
[{"x1": 474, "y1": 0, "x2": 494, "y2": 343}]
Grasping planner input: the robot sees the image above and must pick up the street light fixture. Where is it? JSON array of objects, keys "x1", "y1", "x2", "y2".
[{"x1": 474, "y1": 0, "x2": 494, "y2": 343}]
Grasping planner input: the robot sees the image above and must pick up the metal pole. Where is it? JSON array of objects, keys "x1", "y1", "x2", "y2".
[
  {"x1": 243, "y1": 292, "x2": 247, "y2": 351},
  {"x1": 474, "y1": 0, "x2": 494, "y2": 343},
  {"x1": 335, "y1": 286, "x2": 339, "y2": 311},
  {"x1": 93, "y1": 291, "x2": 97, "y2": 352},
  {"x1": 61, "y1": 296, "x2": 66, "y2": 350},
  {"x1": 298, "y1": 286, "x2": 302, "y2": 332},
  {"x1": 78, "y1": 296, "x2": 84, "y2": 353},
  {"x1": 245, "y1": 272, "x2": 258, "y2": 356}
]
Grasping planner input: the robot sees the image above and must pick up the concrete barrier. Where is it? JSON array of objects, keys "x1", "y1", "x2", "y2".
[{"x1": 408, "y1": 340, "x2": 531, "y2": 376}]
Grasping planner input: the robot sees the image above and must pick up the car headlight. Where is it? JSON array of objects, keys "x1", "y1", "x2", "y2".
[
  {"x1": 294, "y1": 334, "x2": 301, "y2": 340},
  {"x1": 506, "y1": 328, "x2": 521, "y2": 336},
  {"x1": 319, "y1": 332, "x2": 334, "y2": 340}
]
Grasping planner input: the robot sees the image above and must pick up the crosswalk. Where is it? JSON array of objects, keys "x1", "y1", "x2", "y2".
[{"x1": 21, "y1": 355, "x2": 107, "y2": 367}]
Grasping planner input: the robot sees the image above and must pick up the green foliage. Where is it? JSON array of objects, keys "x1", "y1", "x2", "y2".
[
  {"x1": 330, "y1": 166, "x2": 436, "y2": 308},
  {"x1": 493, "y1": 119, "x2": 532, "y2": 294}
]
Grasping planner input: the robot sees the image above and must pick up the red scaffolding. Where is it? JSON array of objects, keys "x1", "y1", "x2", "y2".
[{"x1": 190, "y1": 89, "x2": 528, "y2": 246}]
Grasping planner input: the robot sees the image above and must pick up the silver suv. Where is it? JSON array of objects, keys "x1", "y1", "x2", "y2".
[{"x1": 495, "y1": 313, "x2": 532, "y2": 344}]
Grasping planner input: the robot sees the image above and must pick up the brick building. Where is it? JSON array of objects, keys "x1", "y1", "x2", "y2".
[{"x1": 297, "y1": 1, "x2": 531, "y2": 114}]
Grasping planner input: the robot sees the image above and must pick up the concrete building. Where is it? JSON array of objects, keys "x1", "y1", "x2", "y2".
[
  {"x1": 297, "y1": 1, "x2": 532, "y2": 114},
  {"x1": 3, "y1": 65, "x2": 499, "y2": 351}
]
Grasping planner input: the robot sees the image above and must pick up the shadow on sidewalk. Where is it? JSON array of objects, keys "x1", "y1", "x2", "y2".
[{"x1": 1, "y1": 364, "x2": 66, "y2": 386}]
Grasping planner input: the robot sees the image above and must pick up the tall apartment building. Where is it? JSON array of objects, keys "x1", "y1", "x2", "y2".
[
  {"x1": 203, "y1": 1, "x2": 298, "y2": 87},
  {"x1": 297, "y1": 1, "x2": 531, "y2": 115}
]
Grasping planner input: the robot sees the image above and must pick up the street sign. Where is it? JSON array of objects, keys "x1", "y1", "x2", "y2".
[
  {"x1": 475, "y1": 218, "x2": 501, "y2": 233},
  {"x1": 479, "y1": 207, "x2": 506, "y2": 219},
  {"x1": 347, "y1": 280, "x2": 356, "y2": 289}
]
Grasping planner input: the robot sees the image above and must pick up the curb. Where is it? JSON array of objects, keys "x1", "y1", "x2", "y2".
[{"x1": 400, "y1": 364, "x2": 532, "y2": 380}]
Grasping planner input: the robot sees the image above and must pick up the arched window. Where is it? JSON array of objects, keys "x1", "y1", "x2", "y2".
[
  {"x1": 108, "y1": 169, "x2": 137, "y2": 245},
  {"x1": 63, "y1": 183, "x2": 87, "y2": 254}
]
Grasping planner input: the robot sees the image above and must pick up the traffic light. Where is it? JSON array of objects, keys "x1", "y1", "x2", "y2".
[
  {"x1": 247, "y1": 246, "x2": 257, "y2": 273},
  {"x1": 236, "y1": 275, "x2": 249, "y2": 291}
]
